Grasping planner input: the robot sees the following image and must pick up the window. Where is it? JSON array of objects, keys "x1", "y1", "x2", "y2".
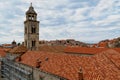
[
  {"x1": 28, "y1": 15, "x2": 31, "y2": 20},
  {"x1": 25, "y1": 27, "x2": 27, "y2": 33},
  {"x1": 32, "y1": 16, "x2": 34, "y2": 20},
  {"x1": 32, "y1": 41, "x2": 36, "y2": 47},
  {"x1": 26, "y1": 41, "x2": 27, "y2": 46},
  {"x1": 31, "y1": 26, "x2": 36, "y2": 33}
]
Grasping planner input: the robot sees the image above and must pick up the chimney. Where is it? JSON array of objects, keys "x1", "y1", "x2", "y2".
[
  {"x1": 36, "y1": 59, "x2": 41, "y2": 68},
  {"x1": 78, "y1": 67, "x2": 84, "y2": 80},
  {"x1": 45, "y1": 57, "x2": 49, "y2": 61},
  {"x1": 18, "y1": 56, "x2": 21, "y2": 61}
]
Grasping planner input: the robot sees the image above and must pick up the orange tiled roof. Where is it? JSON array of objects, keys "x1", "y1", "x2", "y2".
[
  {"x1": 2, "y1": 44, "x2": 12, "y2": 46},
  {"x1": 39, "y1": 45, "x2": 65, "y2": 53},
  {"x1": 18, "y1": 49, "x2": 120, "y2": 80},
  {"x1": 10, "y1": 45, "x2": 27, "y2": 54},
  {"x1": 0, "y1": 48, "x2": 6, "y2": 57},
  {"x1": 98, "y1": 42, "x2": 108, "y2": 47},
  {"x1": 113, "y1": 48, "x2": 120, "y2": 53},
  {"x1": 3, "y1": 48, "x2": 11, "y2": 52},
  {"x1": 92, "y1": 44, "x2": 97, "y2": 48},
  {"x1": 64, "y1": 47, "x2": 108, "y2": 54},
  {"x1": 19, "y1": 51, "x2": 84, "y2": 80}
]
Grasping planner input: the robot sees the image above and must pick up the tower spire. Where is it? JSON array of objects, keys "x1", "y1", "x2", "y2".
[
  {"x1": 26, "y1": 3, "x2": 37, "y2": 15},
  {"x1": 30, "y1": 2, "x2": 32, "y2": 7}
]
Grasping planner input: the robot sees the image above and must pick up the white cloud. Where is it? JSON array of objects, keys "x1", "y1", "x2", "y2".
[
  {"x1": 90, "y1": 0, "x2": 114, "y2": 18},
  {"x1": 93, "y1": 14, "x2": 120, "y2": 26},
  {"x1": 0, "y1": 0, "x2": 120, "y2": 43},
  {"x1": 68, "y1": 8, "x2": 88, "y2": 22}
]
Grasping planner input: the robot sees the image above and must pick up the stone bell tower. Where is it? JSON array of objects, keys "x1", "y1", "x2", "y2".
[{"x1": 24, "y1": 3, "x2": 39, "y2": 51}]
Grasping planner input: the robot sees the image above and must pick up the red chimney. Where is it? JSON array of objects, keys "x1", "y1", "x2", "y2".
[{"x1": 18, "y1": 56, "x2": 21, "y2": 61}]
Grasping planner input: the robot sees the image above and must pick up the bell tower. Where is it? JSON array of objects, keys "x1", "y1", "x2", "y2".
[{"x1": 24, "y1": 3, "x2": 39, "y2": 51}]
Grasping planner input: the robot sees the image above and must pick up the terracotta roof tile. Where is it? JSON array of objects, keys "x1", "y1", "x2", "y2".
[
  {"x1": 38, "y1": 45, "x2": 65, "y2": 53},
  {"x1": 98, "y1": 42, "x2": 108, "y2": 47},
  {"x1": 10, "y1": 45, "x2": 27, "y2": 54},
  {"x1": 0, "y1": 48, "x2": 6, "y2": 57},
  {"x1": 17, "y1": 49, "x2": 120, "y2": 80},
  {"x1": 113, "y1": 48, "x2": 120, "y2": 53},
  {"x1": 64, "y1": 47, "x2": 108, "y2": 55},
  {"x1": 2, "y1": 44, "x2": 12, "y2": 46},
  {"x1": 3, "y1": 48, "x2": 11, "y2": 52}
]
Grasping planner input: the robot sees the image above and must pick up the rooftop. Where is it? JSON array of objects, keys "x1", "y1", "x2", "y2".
[
  {"x1": 10, "y1": 45, "x2": 27, "y2": 54},
  {"x1": 17, "y1": 48, "x2": 120, "y2": 80},
  {"x1": 0, "y1": 48, "x2": 6, "y2": 57},
  {"x1": 64, "y1": 47, "x2": 108, "y2": 55},
  {"x1": 39, "y1": 45, "x2": 66, "y2": 53}
]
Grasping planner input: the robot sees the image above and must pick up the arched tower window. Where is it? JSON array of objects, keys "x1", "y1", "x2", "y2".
[
  {"x1": 25, "y1": 27, "x2": 27, "y2": 33},
  {"x1": 28, "y1": 15, "x2": 31, "y2": 20},
  {"x1": 32, "y1": 16, "x2": 34, "y2": 20},
  {"x1": 32, "y1": 41, "x2": 36, "y2": 47},
  {"x1": 31, "y1": 26, "x2": 36, "y2": 33},
  {"x1": 28, "y1": 15, "x2": 35, "y2": 20}
]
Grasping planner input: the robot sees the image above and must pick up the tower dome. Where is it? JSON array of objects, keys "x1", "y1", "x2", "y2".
[
  {"x1": 12, "y1": 40, "x2": 16, "y2": 45},
  {"x1": 26, "y1": 3, "x2": 37, "y2": 15}
]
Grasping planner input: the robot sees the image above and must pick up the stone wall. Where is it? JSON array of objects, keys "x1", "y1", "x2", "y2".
[
  {"x1": 17, "y1": 62, "x2": 66, "y2": 80},
  {"x1": 33, "y1": 68, "x2": 64, "y2": 80}
]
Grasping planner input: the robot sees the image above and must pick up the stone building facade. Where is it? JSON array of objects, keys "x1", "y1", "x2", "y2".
[
  {"x1": 0, "y1": 54, "x2": 66, "y2": 80},
  {"x1": 24, "y1": 3, "x2": 39, "y2": 51}
]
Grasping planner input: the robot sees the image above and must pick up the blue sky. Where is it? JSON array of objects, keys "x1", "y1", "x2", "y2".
[{"x1": 0, "y1": 0, "x2": 120, "y2": 44}]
